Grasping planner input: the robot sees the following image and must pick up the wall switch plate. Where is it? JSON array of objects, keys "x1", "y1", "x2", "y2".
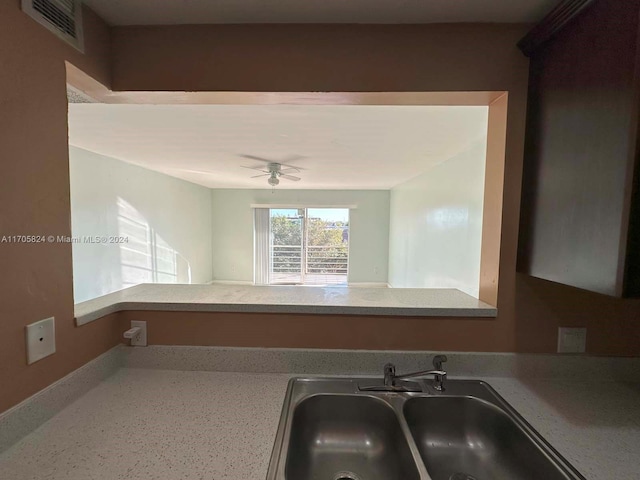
[
  {"x1": 557, "y1": 327, "x2": 587, "y2": 353},
  {"x1": 26, "y1": 317, "x2": 56, "y2": 365}
]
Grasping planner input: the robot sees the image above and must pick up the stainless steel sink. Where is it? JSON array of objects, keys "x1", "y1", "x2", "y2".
[
  {"x1": 404, "y1": 396, "x2": 573, "y2": 480},
  {"x1": 267, "y1": 378, "x2": 585, "y2": 480},
  {"x1": 286, "y1": 395, "x2": 419, "y2": 480}
]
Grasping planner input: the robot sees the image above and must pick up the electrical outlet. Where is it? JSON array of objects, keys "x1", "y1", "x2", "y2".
[
  {"x1": 26, "y1": 317, "x2": 56, "y2": 365},
  {"x1": 557, "y1": 327, "x2": 587, "y2": 353},
  {"x1": 130, "y1": 320, "x2": 147, "y2": 347}
]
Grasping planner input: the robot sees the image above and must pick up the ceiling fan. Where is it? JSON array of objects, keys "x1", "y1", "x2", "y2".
[{"x1": 240, "y1": 154, "x2": 303, "y2": 186}]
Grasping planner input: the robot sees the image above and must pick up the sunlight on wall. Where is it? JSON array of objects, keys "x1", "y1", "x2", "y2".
[
  {"x1": 117, "y1": 197, "x2": 191, "y2": 288},
  {"x1": 69, "y1": 147, "x2": 211, "y2": 303}
]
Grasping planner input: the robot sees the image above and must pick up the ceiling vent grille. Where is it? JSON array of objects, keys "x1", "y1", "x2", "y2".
[{"x1": 22, "y1": 0, "x2": 84, "y2": 52}]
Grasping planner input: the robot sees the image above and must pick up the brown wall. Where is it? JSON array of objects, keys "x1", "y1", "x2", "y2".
[
  {"x1": 111, "y1": 24, "x2": 640, "y2": 356},
  {"x1": 119, "y1": 298, "x2": 640, "y2": 354},
  {"x1": 0, "y1": 2, "x2": 121, "y2": 413},
  {"x1": 2, "y1": 17, "x2": 640, "y2": 413},
  {"x1": 120, "y1": 311, "x2": 504, "y2": 351}
]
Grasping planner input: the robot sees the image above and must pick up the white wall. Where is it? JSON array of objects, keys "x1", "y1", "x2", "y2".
[
  {"x1": 69, "y1": 147, "x2": 213, "y2": 303},
  {"x1": 388, "y1": 139, "x2": 487, "y2": 297},
  {"x1": 210, "y1": 189, "x2": 390, "y2": 284}
]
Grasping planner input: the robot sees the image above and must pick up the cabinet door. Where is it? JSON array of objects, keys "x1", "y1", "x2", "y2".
[{"x1": 517, "y1": 0, "x2": 640, "y2": 296}]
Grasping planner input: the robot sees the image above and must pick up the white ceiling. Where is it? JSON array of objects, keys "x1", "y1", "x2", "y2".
[
  {"x1": 83, "y1": 0, "x2": 558, "y2": 25},
  {"x1": 68, "y1": 104, "x2": 488, "y2": 190}
]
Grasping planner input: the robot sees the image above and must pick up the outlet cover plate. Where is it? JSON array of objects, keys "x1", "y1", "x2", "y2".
[
  {"x1": 130, "y1": 320, "x2": 147, "y2": 346},
  {"x1": 26, "y1": 317, "x2": 56, "y2": 364},
  {"x1": 557, "y1": 327, "x2": 587, "y2": 353}
]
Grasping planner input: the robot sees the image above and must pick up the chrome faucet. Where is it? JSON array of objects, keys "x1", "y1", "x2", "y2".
[{"x1": 384, "y1": 355, "x2": 448, "y2": 391}]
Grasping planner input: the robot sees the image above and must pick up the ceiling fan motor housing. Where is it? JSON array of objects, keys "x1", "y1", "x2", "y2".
[{"x1": 241, "y1": 156, "x2": 301, "y2": 186}]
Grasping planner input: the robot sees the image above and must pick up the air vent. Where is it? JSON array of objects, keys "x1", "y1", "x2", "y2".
[{"x1": 22, "y1": 0, "x2": 84, "y2": 52}]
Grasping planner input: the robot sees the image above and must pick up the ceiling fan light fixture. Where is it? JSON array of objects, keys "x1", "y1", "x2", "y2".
[{"x1": 240, "y1": 155, "x2": 302, "y2": 188}]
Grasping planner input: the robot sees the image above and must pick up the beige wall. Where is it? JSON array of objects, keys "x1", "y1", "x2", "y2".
[{"x1": 2, "y1": 14, "x2": 639, "y2": 413}]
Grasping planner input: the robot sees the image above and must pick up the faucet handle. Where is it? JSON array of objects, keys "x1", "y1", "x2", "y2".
[
  {"x1": 383, "y1": 363, "x2": 396, "y2": 386},
  {"x1": 433, "y1": 355, "x2": 448, "y2": 371}
]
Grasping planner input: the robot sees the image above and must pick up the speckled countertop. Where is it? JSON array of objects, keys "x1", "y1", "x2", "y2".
[
  {"x1": 0, "y1": 369, "x2": 637, "y2": 480},
  {"x1": 75, "y1": 284, "x2": 497, "y2": 326}
]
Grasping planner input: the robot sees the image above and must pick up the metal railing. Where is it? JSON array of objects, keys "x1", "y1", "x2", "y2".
[{"x1": 271, "y1": 244, "x2": 348, "y2": 275}]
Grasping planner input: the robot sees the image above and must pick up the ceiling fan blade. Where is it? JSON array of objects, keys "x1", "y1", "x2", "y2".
[
  {"x1": 280, "y1": 167, "x2": 301, "y2": 174},
  {"x1": 240, "y1": 154, "x2": 306, "y2": 170},
  {"x1": 241, "y1": 165, "x2": 270, "y2": 173},
  {"x1": 251, "y1": 174, "x2": 270, "y2": 178},
  {"x1": 281, "y1": 174, "x2": 301, "y2": 181},
  {"x1": 280, "y1": 163, "x2": 305, "y2": 171},
  {"x1": 239, "y1": 154, "x2": 274, "y2": 163}
]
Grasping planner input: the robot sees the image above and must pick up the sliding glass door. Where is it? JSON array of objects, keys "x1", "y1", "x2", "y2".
[
  {"x1": 269, "y1": 209, "x2": 304, "y2": 284},
  {"x1": 304, "y1": 208, "x2": 349, "y2": 285},
  {"x1": 266, "y1": 208, "x2": 349, "y2": 286}
]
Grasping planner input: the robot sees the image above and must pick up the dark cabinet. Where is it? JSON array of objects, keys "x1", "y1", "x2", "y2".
[{"x1": 517, "y1": 0, "x2": 640, "y2": 297}]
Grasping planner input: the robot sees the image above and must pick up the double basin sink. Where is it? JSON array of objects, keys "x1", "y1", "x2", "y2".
[{"x1": 267, "y1": 377, "x2": 585, "y2": 480}]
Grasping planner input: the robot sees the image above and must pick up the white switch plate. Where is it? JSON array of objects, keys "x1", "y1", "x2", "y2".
[
  {"x1": 557, "y1": 327, "x2": 587, "y2": 353},
  {"x1": 26, "y1": 317, "x2": 56, "y2": 365}
]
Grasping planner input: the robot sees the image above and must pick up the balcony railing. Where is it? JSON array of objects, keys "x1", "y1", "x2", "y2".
[{"x1": 271, "y1": 244, "x2": 348, "y2": 275}]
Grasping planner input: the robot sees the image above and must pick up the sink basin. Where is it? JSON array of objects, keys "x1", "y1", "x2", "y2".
[
  {"x1": 286, "y1": 395, "x2": 420, "y2": 480},
  {"x1": 267, "y1": 378, "x2": 585, "y2": 480},
  {"x1": 404, "y1": 396, "x2": 573, "y2": 480}
]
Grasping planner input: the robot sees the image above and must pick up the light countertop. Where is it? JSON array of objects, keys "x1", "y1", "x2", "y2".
[
  {"x1": 75, "y1": 283, "x2": 497, "y2": 326},
  {"x1": 0, "y1": 368, "x2": 637, "y2": 479}
]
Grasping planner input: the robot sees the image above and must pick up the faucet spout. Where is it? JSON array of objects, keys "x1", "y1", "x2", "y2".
[
  {"x1": 395, "y1": 369, "x2": 447, "y2": 391},
  {"x1": 383, "y1": 355, "x2": 448, "y2": 391}
]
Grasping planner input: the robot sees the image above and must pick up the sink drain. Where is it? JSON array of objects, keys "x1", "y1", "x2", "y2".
[
  {"x1": 333, "y1": 471, "x2": 361, "y2": 480},
  {"x1": 449, "y1": 474, "x2": 478, "y2": 480}
]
